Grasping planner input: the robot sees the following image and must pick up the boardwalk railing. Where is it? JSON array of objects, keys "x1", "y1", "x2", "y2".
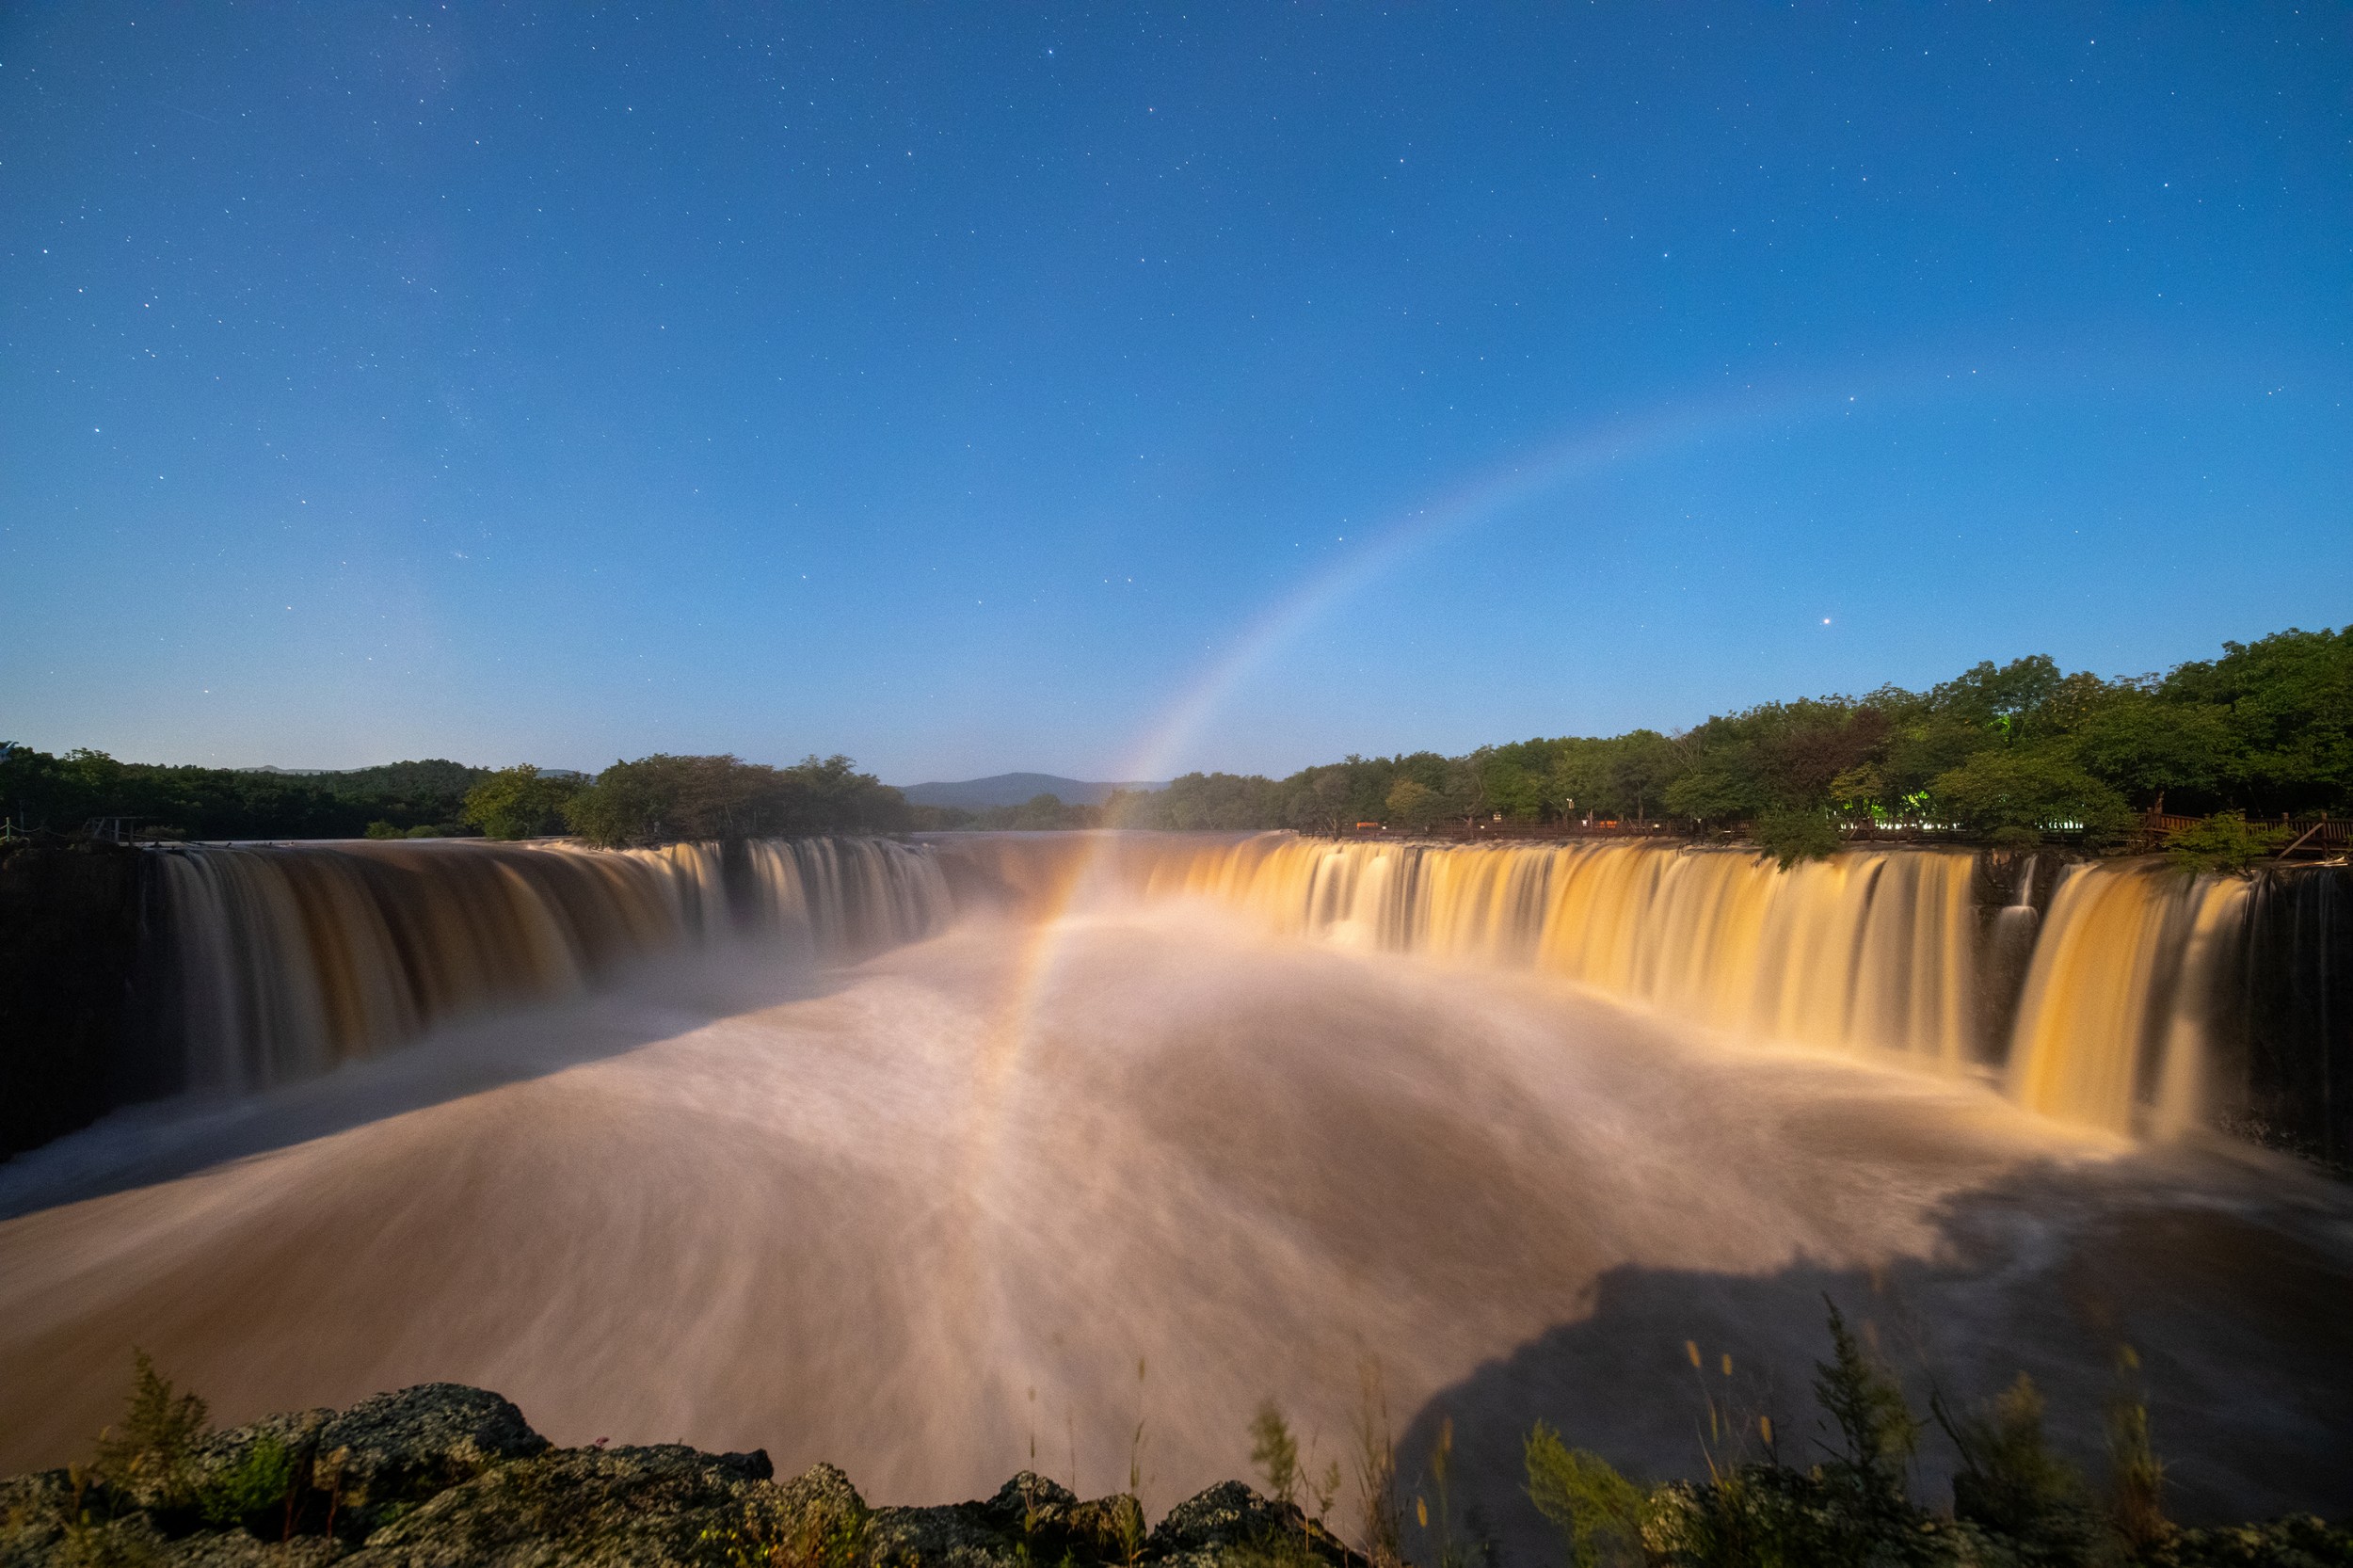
[
  {"x1": 2137, "y1": 809, "x2": 2351, "y2": 860},
  {"x1": 2278, "y1": 818, "x2": 2353, "y2": 860}
]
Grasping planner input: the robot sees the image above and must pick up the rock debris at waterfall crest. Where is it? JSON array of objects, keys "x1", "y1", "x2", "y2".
[{"x1": 0, "y1": 1384, "x2": 1364, "y2": 1568}]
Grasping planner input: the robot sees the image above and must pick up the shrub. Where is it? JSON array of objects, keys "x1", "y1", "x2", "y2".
[
  {"x1": 1523, "y1": 1422, "x2": 1645, "y2": 1568},
  {"x1": 1810, "y1": 1301, "x2": 1917, "y2": 1500},
  {"x1": 1932, "y1": 1373, "x2": 2098, "y2": 1563},
  {"x1": 2105, "y1": 1349, "x2": 2169, "y2": 1556},
  {"x1": 1250, "y1": 1401, "x2": 1301, "y2": 1509},
  {"x1": 92, "y1": 1351, "x2": 208, "y2": 1512},
  {"x1": 2165, "y1": 811, "x2": 2291, "y2": 874},
  {"x1": 1753, "y1": 808, "x2": 1840, "y2": 869},
  {"x1": 198, "y1": 1433, "x2": 295, "y2": 1531}
]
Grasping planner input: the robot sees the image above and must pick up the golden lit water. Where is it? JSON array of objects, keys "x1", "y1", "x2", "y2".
[
  {"x1": 3, "y1": 833, "x2": 2342, "y2": 1544},
  {"x1": 1064, "y1": 835, "x2": 2240, "y2": 1136}
]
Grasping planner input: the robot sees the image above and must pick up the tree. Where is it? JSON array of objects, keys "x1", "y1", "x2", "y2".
[
  {"x1": 1480, "y1": 758, "x2": 1548, "y2": 821},
  {"x1": 2068, "y1": 689, "x2": 2232, "y2": 808},
  {"x1": 1606, "y1": 730, "x2": 1684, "y2": 824},
  {"x1": 1386, "y1": 777, "x2": 1443, "y2": 832},
  {"x1": 561, "y1": 754, "x2": 907, "y2": 845},
  {"x1": 1754, "y1": 807, "x2": 1841, "y2": 868},
  {"x1": 1929, "y1": 747, "x2": 2128, "y2": 842},
  {"x1": 459, "y1": 766, "x2": 581, "y2": 840},
  {"x1": 1662, "y1": 763, "x2": 1755, "y2": 827},
  {"x1": 2162, "y1": 626, "x2": 2353, "y2": 815}
]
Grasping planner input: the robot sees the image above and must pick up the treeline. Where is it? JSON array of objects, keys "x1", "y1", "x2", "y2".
[
  {"x1": 12, "y1": 625, "x2": 2344, "y2": 856},
  {"x1": 460, "y1": 754, "x2": 909, "y2": 844},
  {"x1": 0, "y1": 751, "x2": 494, "y2": 840},
  {"x1": 0, "y1": 746, "x2": 909, "y2": 846},
  {"x1": 1104, "y1": 625, "x2": 2352, "y2": 859}
]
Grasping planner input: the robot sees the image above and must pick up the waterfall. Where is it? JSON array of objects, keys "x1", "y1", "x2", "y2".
[
  {"x1": 1040, "y1": 834, "x2": 2280, "y2": 1138},
  {"x1": 2005, "y1": 863, "x2": 2249, "y2": 1136},
  {"x1": 132, "y1": 828, "x2": 2313, "y2": 1144},
  {"x1": 148, "y1": 838, "x2": 951, "y2": 1096},
  {"x1": 1095, "y1": 837, "x2": 1984, "y2": 1064}
]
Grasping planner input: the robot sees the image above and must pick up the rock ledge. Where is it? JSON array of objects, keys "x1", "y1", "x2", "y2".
[{"x1": 0, "y1": 1384, "x2": 1360, "y2": 1568}]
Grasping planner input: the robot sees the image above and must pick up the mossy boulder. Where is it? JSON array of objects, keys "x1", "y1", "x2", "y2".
[
  {"x1": 312, "y1": 1384, "x2": 549, "y2": 1528},
  {"x1": 344, "y1": 1443, "x2": 772, "y2": 1567},
  {"x1": 1147, "y1": 1480, "x2": 1357, "y2": 1568}
]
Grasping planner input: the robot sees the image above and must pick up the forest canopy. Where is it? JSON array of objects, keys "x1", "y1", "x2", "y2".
[
  {"x1": 1104, "y1": 625, "x2": 2353, "y2": 846},
  {"x1": 0, "y1": 749, "x2": 908, "y2": 845},
  {"x1": 6, "y1": 624, "x2": 2345, "y2": 848}
]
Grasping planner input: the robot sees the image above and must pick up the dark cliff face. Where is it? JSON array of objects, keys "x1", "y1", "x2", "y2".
[
  {"x1": 2233, "y1": 865, "x2": 2353, "y2": 1165},
  {"x1": 0, "y1": 841, "x2": 147, "y2": 1160}
]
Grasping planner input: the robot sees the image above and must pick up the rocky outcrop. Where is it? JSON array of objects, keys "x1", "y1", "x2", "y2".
[
  {"x1": 308, "y1": 1384, "x2": 551, "y2": 1529},
  {"x1": 0, "y1": 1384, "x2": 1361, "y2": 1568}
]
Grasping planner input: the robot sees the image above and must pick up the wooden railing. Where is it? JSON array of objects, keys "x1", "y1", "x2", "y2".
[
  {"x1": 2279, "y1": 819, "x2": 2353, "y2": 859},
  {"x1": 2137, "y1": 810, "x2": 2351, "y2": 860}
]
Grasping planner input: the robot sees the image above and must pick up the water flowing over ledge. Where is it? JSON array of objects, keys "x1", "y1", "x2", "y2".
[
  {"x1": 145, "y1": 838, "x2": 952, "y2": 1096},
  {"x1": 1016, "y1": 834, "x2": 2337, "y2": 1144},
  {"x1": 7, "y1": 832, "x2": 2342, "y2": 1157}
]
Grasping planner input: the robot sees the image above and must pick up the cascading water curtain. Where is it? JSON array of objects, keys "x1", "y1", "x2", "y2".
[
  {"x1": 2007, "y1": 863, "x2": 2249, "y2": 1137},
  {"x1": 1125, "y1": 836, "x2": 1983, "y2": 1064},
  {"x1": 150, "y1": 837, "x2": 950, "y2": 1097},
  {"x1": 1112, "y1": 834, "x2": 2267, "y2": 1138},
  {"x1": 740, "y1": 838, "x2": 953, "y2": 956}
]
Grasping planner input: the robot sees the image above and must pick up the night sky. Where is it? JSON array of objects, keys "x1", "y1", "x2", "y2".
[{"x1": 3, "y1": 5, "x2": 2346, "y2": 782}]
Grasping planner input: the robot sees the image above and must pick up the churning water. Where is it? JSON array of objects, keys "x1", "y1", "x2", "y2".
[{"x1": 1, "y1": 833, "x2": 2346, "y2": 1551}]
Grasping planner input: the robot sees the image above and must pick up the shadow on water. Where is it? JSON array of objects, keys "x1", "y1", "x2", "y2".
[
  {"x1": 0, "y1": 945, "x2": 860, "y2": 1223},
  {"x1": 1393, "y1": 1149, "x2": 2353, "y2": 1566}
]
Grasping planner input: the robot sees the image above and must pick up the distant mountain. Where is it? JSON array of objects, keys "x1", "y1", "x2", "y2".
[{"x1": 898, "y1": 773, "x2": 1167, "y2": 809}]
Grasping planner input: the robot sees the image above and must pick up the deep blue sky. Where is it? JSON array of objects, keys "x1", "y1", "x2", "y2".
[{"x1": 3, "y1": 4, "x2": 2346, "y2": 782}]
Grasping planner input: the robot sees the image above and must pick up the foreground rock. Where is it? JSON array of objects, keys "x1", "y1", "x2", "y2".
[
  {"x1": 8, "y1": 1382, "x2": 2345, "y2": 1567},
  {"x1": 0, "y1": 1384, "x2": 1360, "y2": 1568}
]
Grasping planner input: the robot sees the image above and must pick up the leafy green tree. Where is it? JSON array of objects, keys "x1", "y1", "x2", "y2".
[
  {"x1": 1929, "y1": 748, "x2": 2128, "y2": 842},
  {"x1": 1662, "y1": 763, "x2": 1755, "y2": 827},
  {"x1": 1386, "y1": 777, "x2": 1444, "y2": 832},
  {"x1": 2067, "y1": 689, "x2": 2232, "y2": 808},
  {"x1": 1754, "y1": 808, "x2": 1841, "y2": 868},
  {"x1": 2162, "y1": 626, "x2": 2353, "y2": 814},
  {"x1": 1931, "y1": 655, "x2": 2066, "y2": 734},
  {"x1": 1606, "y1": 731, "x2": 1684, "y2": 824},
  {"x1": 460, "y1": 765, "x2": 582, "y2": 840},
  {"x1": 1283, "y1": 765, "x2": 1362, "y2": 833},
  {"x1": 563, "y1": 753, "x2": 908, "y2": 845},
  {"x1": 1481, "y1": 758, "x2": 1549, "y2": 821}
]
